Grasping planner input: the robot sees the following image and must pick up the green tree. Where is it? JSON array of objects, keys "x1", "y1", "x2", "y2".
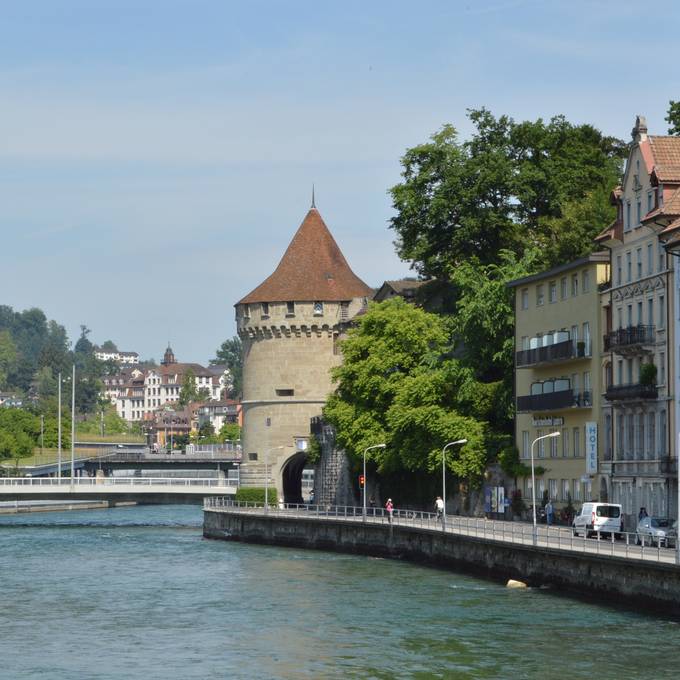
[
  {"x1": 667, "y1": 100, "x2": 680, "y2": 136},
  {"x1": 99, "y1": 340, "x2": 118, "y2": 352},
  {"x1": 218, "y1": 422, "x2": 241, "y2": 442},
  {"x1": 389, "y1": 108, "x2": 624, "y2": 278},
  {"x1": 211, "y1": 336, "x2": 242, "y2": 397},
  {"x1": 179, "y1": 368, "x2": 198, "y2": 406},
  {"x1": 323, "y1": 299, "x2": 487, "y2": 484},
  {"x1": 0, "y1": 330, "x2": 18, "y2": 389}
]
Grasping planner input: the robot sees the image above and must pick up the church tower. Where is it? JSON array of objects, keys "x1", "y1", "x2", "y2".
[{"x1": 235, "y1": 205, "x2": 372, "y2": 502}]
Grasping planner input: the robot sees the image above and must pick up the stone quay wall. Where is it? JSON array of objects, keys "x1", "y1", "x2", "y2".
[{"x1": 204, "y1": 510, "x2": 680, "y2": 618}]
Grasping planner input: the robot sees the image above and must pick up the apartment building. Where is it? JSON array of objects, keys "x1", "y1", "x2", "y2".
[
  {"x1": 509, "y1": 254, "x2": 610, "y2": 511},
  {"x1": 595, "y1": 116, "x2": 679, "y2": 520}
]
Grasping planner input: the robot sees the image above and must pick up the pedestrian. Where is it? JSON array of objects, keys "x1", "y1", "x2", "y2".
[
  {"x1": 638, "y1": 507, "x2": 648, "y2": 521},
  {"x1": 545, "y1": 499, "x2": 554, "y2": 527},
  {"x1": 309, "y1": 489, "x2": 315, "y2": 505},
  {"x1": 435, "y1": 496, "x2": 444, "y2": 520},
  {"x1": 385, "y1": 498, "x2": 394, "y2": 523}
]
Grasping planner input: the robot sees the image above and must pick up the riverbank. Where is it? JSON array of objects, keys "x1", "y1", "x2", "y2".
[
  {"x1": 0, "y1": 500, "x2": 137, "y2": 515},
  {"x1": 204, "y1": 508, "x2": 680, "y2": 618}
]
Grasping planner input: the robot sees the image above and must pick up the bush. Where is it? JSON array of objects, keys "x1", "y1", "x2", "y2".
[
  {"x1": 235, "y1": 487, "x2": 278, "y2": 505},
  {"x1": 639, "y1": 362, "x2": 657, "y2": 386}
]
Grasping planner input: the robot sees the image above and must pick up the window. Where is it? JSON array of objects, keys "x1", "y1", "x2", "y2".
[
  {"x1": 659, "y1": 295, "x2": 665, "y2": 329},
  {"x1": 562, "y1": 428, "x2": 570, "y2": 457},
  {"x1": 582, "y1": 322, "x2": 590, "y2": 355},
  {"x1": 549, "y1": 479, "x2": 557, "y2": 500},
  {"x1": 573, "y1": 427, "x2": 580, "y2": 457},
  {"x1": 549, "y1": 281, "x2": 557, "y2": 303},
  {"x1": 536, "y1": 285, "x2": 544, "y2": 306},
  {"x1": 286, "y1": 301, "x2": 295, "y2": 315},
  {"x1": 616, "y1": 256, "x2": 622, "y2": 285},
  {"x1": 660, "y1": 352, "x2": 666, "y2": 385},
  {"x1": 276, "y1": 388, "x2": 295, "y2": 397},
  {"x1": 647, "y1": 243, "x2": 653, "y2": 275},
  {"x1": 550, "y1": 433, "x2": 558, "y2": 458},
  {"x1": 626, "y1": 201, "x2": 631, "y2": 230},
  {"x1": 582, "y1": 270, "x2": 590, "y2": 293},
  {"x1": 659, "y1": 242, "x2": 666, "y2": 271},
  {"x1": 571, "y1": 274, "x2": 578, "y2": 296},
  {"x1": 626, "y1": 413, "x2": 634, "y2": 458},
  {"x1": 562, "y1": 479, "x2": 570, "y2": 501},
  {"x1": 571, "y1": 325, "x2": 579, "y2": 352},
  {"x1": 573, "y1": 479, "x2": 581, "y2": 501},
  {"x1": 636, "y1": 200, "x2": 641, "y2": 226},
  {"x1": 560, "y1": 277, "x2": 568, "y2": 299},
  {"x1": 521, "y1": 289, "x2": 529, "y2": 310},
  {"x1": 648, "y1": 413, "x2": 656, "y2": 458},
  {"x1": 648, "y1": 298, "x2": 654, "y2": 326},
  {"x1": 636, "y1": 248, "x2": 642, "y2": 279},
  {"x1": 660, "y1": 410, "x2": 667, "y2": 454},
  {"x1": 522, "y1": 431, "x2": 529, "y2": 459},
  {"x1": 521, "y1": 336, "x2": 529, "y2": 350},
  {"x1": 583, "y1": 371, "x2": 591, "y2": 402},
  {"x1": 626, "y1": 252, "x2": 632, "y2": 281},
  {"x1": 648, "y1": 191, "x2": 654, "y2": 213},
  {"x1": 617, "y1": 307, "x2": 623, "y2": 329},
  {"x1": 626, "y1": 304, "x2": 632, "y2": 327},
  {"x1": 637, "y1": 301, "x2": 643, "y2": 325},
  {"x1": 536, "y1": 429, "x2": 544, "y2": 458},
  {"x1": 313, "y1": 301, "x2": 324, "y2": 315},
  {"x1": 626, "y1": 358, "x2": 633, "y2": 384},
  {"x1": 261, "y1": 302, "x2": 270, "y2": 317}
]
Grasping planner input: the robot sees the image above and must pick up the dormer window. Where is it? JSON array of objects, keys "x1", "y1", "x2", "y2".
[{"x1": 313, "y1": 301, "x2": 323, "y2": 315}]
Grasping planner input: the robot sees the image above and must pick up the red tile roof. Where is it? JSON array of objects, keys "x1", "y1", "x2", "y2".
[{"x1": 237, "y1": 208, "x2": 373, "y2": 304}]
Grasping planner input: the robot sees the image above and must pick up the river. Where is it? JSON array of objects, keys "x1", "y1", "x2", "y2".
[{"x1": 0, "y1": 504, "x2": 677, "y2": 679}]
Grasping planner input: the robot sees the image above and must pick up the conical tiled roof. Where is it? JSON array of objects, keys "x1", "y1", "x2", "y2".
[{"x1": 237, "y1": 208, "x2": 373, "y2": 304}]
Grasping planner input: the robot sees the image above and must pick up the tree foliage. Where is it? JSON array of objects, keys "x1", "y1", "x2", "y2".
[
  {"x1": 667, "y1": 100, "x2": 680, "y2": 136},
  {"x1": 389, "y1": 108, "x2": 624, "y2": 277},
  {"x1": 211, "y1": 336, "x2": 242, "y2": 397},
  {"x1": 178, "y1": 368, "x2": 198, "y2": 406},
  {"x1": 324, "y1": 299, "x2": 488, "y2": 482}
]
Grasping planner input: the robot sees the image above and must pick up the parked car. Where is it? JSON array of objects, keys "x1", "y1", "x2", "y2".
[
  {"x1": 636, "y1": 516, "x2": 677, "y2": 548},
  {"x1": 572, "y1": 502, "x2": 623, "y2": 538}
]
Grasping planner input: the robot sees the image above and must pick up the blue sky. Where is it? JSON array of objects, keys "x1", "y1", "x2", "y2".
[{"x1": 1, "y1": 0, "x2": 679, "y2": 363}]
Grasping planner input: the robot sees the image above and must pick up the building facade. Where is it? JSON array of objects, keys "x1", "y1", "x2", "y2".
[
  {"x1": 509, "y1": 255, "x2": 610, "y2": 513},
  {"x1": 235, "y1": 205, "x2": 372, "y2": 501},
  {"x1": 595, "y1": 116, "x2": 679, "y2": 521}
]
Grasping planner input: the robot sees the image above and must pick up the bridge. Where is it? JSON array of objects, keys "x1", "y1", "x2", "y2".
[
  {"x1": 0, "y1": 477, "x2": 238, "y2": 504},
  {"x1": 203, "y1": 499, "x2": 680, "y2": 616}
]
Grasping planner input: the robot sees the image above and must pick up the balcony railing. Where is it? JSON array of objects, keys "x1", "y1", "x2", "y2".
[
  {"x1": 516, "y1": 339, "x2": 585, "y2": 367},
  {"x1": 604, "y1": 382, "x2": 658, "y2": 401},
  {"x1": 517, "y1": 389, "x2": 592, "y2": 413},
  {"x1": 603, "y1": 325, "x2": 655, "y2": 353}
]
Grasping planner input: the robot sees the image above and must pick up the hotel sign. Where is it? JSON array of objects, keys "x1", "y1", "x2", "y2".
[
  {"x1": 532, "y1": 417, "x2": 564, "y2": 427},
  {"x1": 585, "y1": 421, "x2": 598, "y2": 474}
]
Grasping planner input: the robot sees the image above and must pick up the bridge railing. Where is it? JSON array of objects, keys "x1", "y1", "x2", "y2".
[
  {"x1": 204, "y1": 499, "x2": 677, "y2": 564},
  {"x1": 0, "y1": 477, "x2": 238, "y2": 488}
]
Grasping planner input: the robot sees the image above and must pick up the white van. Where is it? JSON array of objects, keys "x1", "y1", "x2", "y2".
[{"x1": 572, "y1": 502, "x2": 623, "y2": 538}]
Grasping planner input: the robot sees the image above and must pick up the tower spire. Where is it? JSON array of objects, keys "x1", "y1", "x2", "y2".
[{"x1": 311, "y1": 184, "x2": 316, "y2": 209}]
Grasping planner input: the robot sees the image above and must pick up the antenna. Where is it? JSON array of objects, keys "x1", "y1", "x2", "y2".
[{"x1": 311, "y1": 184, "x2": 316, "y2": 209}]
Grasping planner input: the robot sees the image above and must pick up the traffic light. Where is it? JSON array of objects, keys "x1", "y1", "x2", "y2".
[{"x1": 359, "y1": 474, "x2": 365, "y2": 489}]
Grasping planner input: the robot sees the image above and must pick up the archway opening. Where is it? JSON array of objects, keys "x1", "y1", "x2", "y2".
[{"x1": 282, "y1": 451, "x2": 308, "y2": 504}]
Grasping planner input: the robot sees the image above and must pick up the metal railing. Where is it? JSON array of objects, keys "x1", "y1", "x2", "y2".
[
  {"x1": 604, "y1": 382, "x2": 658, "y2": 401},
  {"x1": 204, "y1": 499, "x2": 678, "y2": 565},
  {"x1": 604, "y1": 324, "x2": 655, "y2": 352},
  {"x1": 0, "y1": 477, "x2": 238, "y2": 488},
  {"x1": 515, "y1": 339, "x2": 582, "y2": 368},
  {"x1": 516, "y1": 389, "x2": 592, "y2": 413}
]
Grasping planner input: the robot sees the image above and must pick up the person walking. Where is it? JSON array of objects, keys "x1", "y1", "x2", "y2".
[
  {"x1": 385, "y1": 498, "x2": 394, "y2": 524},
  {"x1": 435, "y1": 496, "x2": 444, "y2": 520},
  {"x1": 545, "y1": 499, "x2": 554, "y2": 527}
]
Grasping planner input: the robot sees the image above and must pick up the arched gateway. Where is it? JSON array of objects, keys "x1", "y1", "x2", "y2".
[{"x1": 234, "y1": 202, "x2": 372, "y2": 502}]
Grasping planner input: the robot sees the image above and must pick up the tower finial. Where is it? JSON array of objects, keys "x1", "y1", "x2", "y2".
[{"x1": 311, "y1": 184, "x2": 316, "y2": 209}]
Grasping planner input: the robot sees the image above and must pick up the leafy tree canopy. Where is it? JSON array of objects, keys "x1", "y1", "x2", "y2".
[
  {"x1": 99, "y1": 340, "x2": 118, "y2": 352},
  {"x1": 667, "y1": 100, "x2": 680, "y2": 136},
  {"x1": 178, "y1": 368, "x2": 198, "y2": 406},
  {"x1": 389, "y1": 108, "x2": 624, "y2": 278},
  {"x1": 211, "y1": 336, "x2": 242, "y2": 397},
  {"x1": 323, "y1": 299, "x2": 488, "y2": 482}
]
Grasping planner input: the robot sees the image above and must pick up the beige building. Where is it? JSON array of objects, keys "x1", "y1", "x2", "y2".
[
  {"x1": 235, "y1": 205, "x2": 372, "y2": 502},
  {"x1": 509, "y1": 254, "x2": 610, "y2": 513},
  {"x1": 595, "y1": 116, "x2": 680, "y2": 520}
]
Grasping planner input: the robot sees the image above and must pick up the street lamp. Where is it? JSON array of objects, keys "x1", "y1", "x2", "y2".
[
  {"x1": 442, "y1": 439, "x2": 467, "y2": 530},
  {"x1": 363, "y1": 444, "x2": 386, "y2": 520},
  {"x1": 264, "y1": 445, "x2": 284, "y2": 512},
  {"x1": 531, "y1": 431, "x2": 560, "y2": 545}
]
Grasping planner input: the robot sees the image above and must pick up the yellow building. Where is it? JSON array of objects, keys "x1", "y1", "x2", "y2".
[{"x1": 508, "y1": 254, "x2": 610, "y2": 514}]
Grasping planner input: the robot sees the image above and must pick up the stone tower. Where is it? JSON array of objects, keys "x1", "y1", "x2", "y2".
[{"x1": 235, "y1": 205, "x2": 372, "y2": 502}]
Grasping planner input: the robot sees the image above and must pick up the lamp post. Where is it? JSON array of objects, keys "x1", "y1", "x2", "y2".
[
  {"x1": 531, "y1": 431, "x2": 560, "y2": 546},
  {"x1": 363, "y1": 444, "x2": 386, "y2": 521},
  {"x1": 442, "y1": 439, "x2": 467, "y2": 530},
  {"x1": 57, "y1": 371, "x2": 62, "y2": 480},
  {"x1": 264, "y1": 445, "x2": 284, "y2": 512},
  {"x1": 70, "y1": 364, "x2": 75, "y2": 482}
]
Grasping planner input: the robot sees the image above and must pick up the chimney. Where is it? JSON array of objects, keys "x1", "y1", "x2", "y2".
[{"x1": 631, "y1": 115, "x2": 648, "y2": 143}]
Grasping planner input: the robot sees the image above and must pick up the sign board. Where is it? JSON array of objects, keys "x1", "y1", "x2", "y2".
[
  {"x1": 532, "y1": 417, "x2": 565, "y2": 427},
  {"x1": 585, "y1": 421, "x2": 598, "y2": 474}
]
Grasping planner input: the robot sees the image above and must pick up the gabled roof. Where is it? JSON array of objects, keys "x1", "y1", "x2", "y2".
[
  {"x1": 237, "y1": 208, "x2": 373, "y2": 305},
  {"x1": 648, "y1": 136, "x2": 680, "y2": 168}
]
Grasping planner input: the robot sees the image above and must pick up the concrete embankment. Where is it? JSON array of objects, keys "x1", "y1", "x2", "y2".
[
  {"x1": 204, "y1": 510, "x2": 680, "y2": 618},
  {"x1": 0, "y1": 500, "x2": 137, "y2": 515}
]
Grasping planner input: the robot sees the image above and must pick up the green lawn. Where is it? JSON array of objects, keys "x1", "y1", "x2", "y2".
[
  {"x1": 2, "y1": 446, "x2": 117, "y2": 469},
  {"x1": 74, "y1": 433, "x2": 145, "y2": 444}
]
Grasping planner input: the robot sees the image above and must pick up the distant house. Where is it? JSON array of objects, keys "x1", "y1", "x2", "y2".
[
  {"x1": 0, "y1": 393, "x2": 23, "y2": 408},
  {"x1": 372, "y1": 279, "x2": 427, "y2": 303},
  {"x1": 197, "y1": 399, "x2": 242, "y2": 433}
]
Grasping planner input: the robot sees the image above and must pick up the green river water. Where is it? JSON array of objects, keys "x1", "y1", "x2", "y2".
[{"x1": 0, "y1": 505, "x2": 677, "y2": 679}]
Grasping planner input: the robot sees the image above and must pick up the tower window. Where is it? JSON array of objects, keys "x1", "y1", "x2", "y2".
[
  {"x1": 276, "y1": 389, "x2": 294, "y2": 397},
  {"x1": 261, "y1": 302, "x2": 270, "y2": 318},
  {"x1": 313, "y1": 301, "x2": 324, "y2": 315},
  {"x1": 286, "y1": 301, "x2": 295, "y2": 315}
]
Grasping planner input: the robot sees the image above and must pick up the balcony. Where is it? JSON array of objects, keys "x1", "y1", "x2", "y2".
[
  {"x1": 517, "y1": 389, "x2": 592, "y2": 413},
  {"x1": 604, "y1": 382, "x2": 658, "y2": 402},
  {"x1": 603, "y1": 324, "x2": 655, "y2": 355},
  {"x1": 516, "y1": 339, "x2": 586, "y2": 368}
]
